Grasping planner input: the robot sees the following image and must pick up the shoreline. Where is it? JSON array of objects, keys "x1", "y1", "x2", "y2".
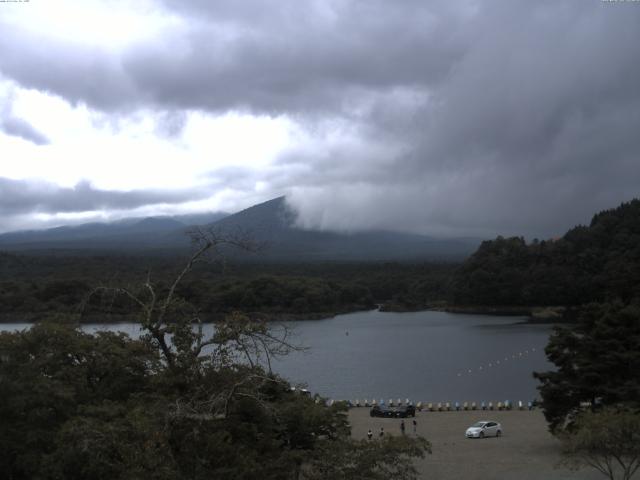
[
  {"x1": 0, "y1": 306, "x2": 375, "y2": 325},
  {"x1": 0, "y1": 304, "x2": 575, "y2": 325},
  {"x1": 381, "y1": 304, "x2": 575, "y2": 324}
]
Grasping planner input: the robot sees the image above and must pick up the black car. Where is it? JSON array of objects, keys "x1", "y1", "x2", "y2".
[
  {"x1": 370, "y1": 405, "x2": 416, "y2": 418},
  {"x1": 395, "y1": 405, "x2": 416, "y2": 418},
  {"x1": 370, "y1": 405, "x2": 395, "y2": 417}
]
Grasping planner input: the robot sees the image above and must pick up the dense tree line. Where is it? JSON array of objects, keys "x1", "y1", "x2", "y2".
[
  {"x1": 0, "y1": 254, "x2": 456, "y2": 321},
  {"x1": 451, "y1": 199, "x2": 640, "y2": 306}
]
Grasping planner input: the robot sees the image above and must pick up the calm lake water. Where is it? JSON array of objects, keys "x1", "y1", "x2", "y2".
[{"x1": 1, "y1": 309, "x2": 554, "y2": 404}]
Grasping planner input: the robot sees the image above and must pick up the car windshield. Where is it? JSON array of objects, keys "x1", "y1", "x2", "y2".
[{"x1": 471, "y1": 422, "x2": 487, "y2": 428}]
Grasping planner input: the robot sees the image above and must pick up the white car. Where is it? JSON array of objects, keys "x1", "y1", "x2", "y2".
[{"x1": 465, "y1": 421, "x2": 502, "y2": 438}]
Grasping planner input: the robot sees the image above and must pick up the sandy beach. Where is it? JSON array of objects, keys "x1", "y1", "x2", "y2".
[{"x1": 349, "y1": 408, "x2": 603, "y2": 480}]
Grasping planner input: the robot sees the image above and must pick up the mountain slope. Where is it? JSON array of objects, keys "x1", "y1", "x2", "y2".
[
  {"x1": 0, "y1": 197, "x2": 480, "y2": 260},
  {"x1": 0, "y1": 212, "x2": 228, "y2": 251},
  {"x1": 207, "y1": 197, "x2": 480, "y2": 261}
]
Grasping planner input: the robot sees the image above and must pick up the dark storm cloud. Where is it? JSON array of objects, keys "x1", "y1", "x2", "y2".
[
  {"x1": 279, "y1": 1, "x2": 640, "y2": 237},
  {"x1": 1, "y1": 0, "x2": 639, "y2": 237},
  {"x1": 0, "y1": 0, "x2": 466, "y2": 114},
  {"x1": 0, "y1": 22, "x2": 135, "y2": 112},
  {"x1": 124, "y1": 1, "x2": 465, "y2": 115},
  {"x1": 0, "y1": 178, "x2": 208, "y2": 215}
]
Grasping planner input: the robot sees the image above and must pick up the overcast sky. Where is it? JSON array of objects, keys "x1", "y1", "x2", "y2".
[{"x1": 1, "y1": 0, "x2": 639, "y2": 238}]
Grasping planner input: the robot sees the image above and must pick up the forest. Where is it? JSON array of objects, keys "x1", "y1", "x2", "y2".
[
  {"x1": 0, "y1": 254, "x2": 455, "y2": 322},
  {"x1": 450, "y1": 199, "x2": 640, "y2": 308}
]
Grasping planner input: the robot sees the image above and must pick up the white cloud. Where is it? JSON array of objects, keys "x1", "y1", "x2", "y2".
[
  {"x1": 1, "y1": 0, "x2": 178, "y2": 50},
  {"x1": 1, "y1": 79, "x2": 296, "y2": 192}
]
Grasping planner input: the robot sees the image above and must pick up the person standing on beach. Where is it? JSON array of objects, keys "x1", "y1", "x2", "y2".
[
  {"x1": 400, "y1": 420, "x2": 406, "y2": 435},
  {"x1": 367, "y1": 429, "x2": 373, "y2": 440},
  {"x1": 412, "y1": 419, "x2": 417, "y2": 434}
]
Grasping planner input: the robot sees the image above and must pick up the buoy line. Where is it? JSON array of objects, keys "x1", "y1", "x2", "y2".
[{"x1": 455, "y1": 347, "x2": 540, "y2": 377}]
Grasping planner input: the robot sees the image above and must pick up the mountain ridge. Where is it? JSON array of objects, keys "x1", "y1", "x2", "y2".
[
  {"x1": 0, "y1": 197, "x2": 481, "y2": 260},
  {"x1": 204, "y1": 197, "x2": 480, "y2": 261},
  {"x1": 0, "y1": 212, "x2": 228, "y2": 249}
]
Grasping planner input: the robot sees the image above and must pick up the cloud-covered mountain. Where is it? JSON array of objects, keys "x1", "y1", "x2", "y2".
[
  {"x1": 0, "y1": 197, "x2": 480, "y2": 260},
  {"x1": 209, "y1": 197, "x2": 481, "y2": 261}
]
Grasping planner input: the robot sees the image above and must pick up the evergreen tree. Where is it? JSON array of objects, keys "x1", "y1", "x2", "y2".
[{"x1": 534, "y1": 302, "x2": 640, "y2": 432}]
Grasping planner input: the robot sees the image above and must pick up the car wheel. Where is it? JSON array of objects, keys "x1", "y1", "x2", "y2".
[
  {"x1": 496, "y1": 430, "x2": 502, "y2": 437},
  {"x1": 479, "y1": 432, "x2": 484, "y2": 439}
]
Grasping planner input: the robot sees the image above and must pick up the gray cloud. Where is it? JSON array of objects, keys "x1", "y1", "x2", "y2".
[
  {"x1": 154, "y1": 110, "x2": 188, "y2": 137},
  {"x1": 1, "y1": 1, "x2": 639, "y2": 237},
  {"x1": 1, "y1": 115, "x2": 49, "y2": 145},
  {"x1": 0, "y1": 178, "x2": 209, "y2": 216},
  {"x1": 0, "y1": 0, "x2": 467, "y2": 115},
  {"x1": 280, "y1": 1, "x2": 640, "y2": 238}
]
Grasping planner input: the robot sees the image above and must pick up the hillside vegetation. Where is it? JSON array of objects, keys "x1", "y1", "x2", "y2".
[
  {"x1": 450, "y1": 199, "x2": 640, "y2": 307},
  {"x1": 0, "y1": 254, "x2": 455, "y2": 322}
]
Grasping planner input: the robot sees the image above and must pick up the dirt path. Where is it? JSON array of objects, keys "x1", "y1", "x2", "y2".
[{"x1": 349, "y1": 408, "x2": 603, "y2": 480}]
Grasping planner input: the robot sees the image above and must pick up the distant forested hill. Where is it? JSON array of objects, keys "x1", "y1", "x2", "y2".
[
  {"x1": 0, "y1": 251, "x2": 457, "y2": 322},
  {"x1": 450, "y1": 199, "x2": 640, "y2": 306}
]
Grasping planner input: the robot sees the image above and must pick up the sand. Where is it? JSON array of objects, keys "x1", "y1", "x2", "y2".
[{"x1": 349, "y1": 408, "x2": 604, "y2": 480}]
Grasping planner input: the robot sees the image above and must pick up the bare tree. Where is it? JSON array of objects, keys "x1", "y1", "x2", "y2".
[{"x1": 83, "y1": 227, "x2": 302, "y2": 419}]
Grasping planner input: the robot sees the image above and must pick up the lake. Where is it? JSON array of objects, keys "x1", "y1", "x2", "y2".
[{"x1": 1, "y1": 309, "x2": 554, "y2": 404}]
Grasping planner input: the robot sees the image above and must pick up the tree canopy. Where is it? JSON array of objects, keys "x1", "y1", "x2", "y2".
[
  {"x1": 534, "y1": 302, "x2": 640, "y2": 432},
  {"x1": 0, "y1": 230, "x2": 430, "y2": 479},
  {"x1": 451, "y1": 199, "x2": 640, "y2": 307},
  {"x1": 560, "y1": 408, "x2": 640, "y2": 480}
]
